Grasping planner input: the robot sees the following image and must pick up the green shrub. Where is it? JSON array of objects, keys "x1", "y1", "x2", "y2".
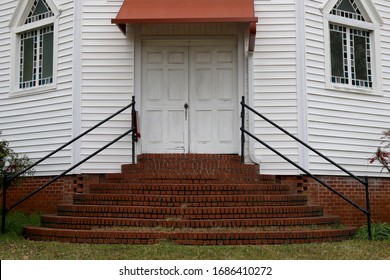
[
  {"x1": 0, "y1": 211, "x2": 41, "y2": 237},
  {"x1": 1, "y1": 131, "x2": 34, "y2": 182},
  {"x1": 354, "y1": 223, "x2": 390, "y2": 241}
]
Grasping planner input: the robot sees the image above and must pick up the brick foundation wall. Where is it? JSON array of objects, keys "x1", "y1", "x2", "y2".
[
  {"x1": 2, "y1": 173, "x2": 389, "y2": 227},
  {"x1": 279, "y1": 175, "x2": 390, "y2": 226},
  {"x1": 2, "y1": 174, "x2": 103, "y2": 214}
]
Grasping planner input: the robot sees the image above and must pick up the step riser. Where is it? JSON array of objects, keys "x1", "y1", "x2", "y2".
[
  {"x1": 137, "y1": 154, "x2": 242, "y2": 162},
  {"x1": 24, "y1": 227, "x2": 356, "y2": 245},
  {"x1": 57, "y1": 206, "x2": 324, "y2": 219},
  {"x1": 89, "y1": 190, "x2": 291, "y2": 196},
  {"x1": 121, "y1": 163, "x2": 259, "y2": 172},
  {"x1": 56, "y1": 213, "x2": 324, "y2": 219},
  {"x1": 73, "y1": 194, "x2": 308, "y2": 207},
  {"x1": 105, "y1": 175, "x2": 275, "y2": 183},
  {"x1": 88, "y1": 184, "x2": 292, "y2": 195},
  {"x1": 74, "y1": 201, "x2": 307, "y2": 207},
  {"x1": 41, "y1": 216, "x2": 341, "y2": 230}
]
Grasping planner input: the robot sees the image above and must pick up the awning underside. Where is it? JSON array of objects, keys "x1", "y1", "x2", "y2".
[{"x1": 111, "y1": 0, "x2": 258, "y2": 51}]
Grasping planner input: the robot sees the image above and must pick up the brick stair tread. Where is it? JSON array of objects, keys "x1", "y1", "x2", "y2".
[
  {"x1": 105, "y1": 174, "x2": 273, "y2": 182},
  {"x1": 122, "y1": 160, "x2": 259, "y2": 170},
  {"x1": 40, "y1": 214, "x2": 342, "y2": 229},
  {"x1": 88, "y1": 183, "x2": 292, "y2": 195},
  {"x1": 90, "y1": 183, "x2": 288, "y2": 188},
  {"x1": 121, "y1": 168, "x2": 259, "y2": 174},
  {"x1": 24, "y1": 226, "x2": 357, "y2": 244},
  {"x1": 120, "y1": 169, "x2": 260, "y2": 176},
  {"x1": 57, "y1": 204, "x2": 324, "y2": 219},
  {"x1": 73, "y1": 193, "x2": 308, "y2": 206},
  {"x1": 137, "y1": 154, "x2": 242, "y2": 162},
  {"x1": 58, "y1": 204, "x2": 323, "y2": 212}
]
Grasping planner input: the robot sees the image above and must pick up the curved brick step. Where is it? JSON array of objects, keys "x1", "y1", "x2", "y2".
[
  {"x1": 137, "y1": 154, "x2": 242, "y2": 163},
  {"x1": 40, "y1": 215, "x2": 341, "y2": 230},
  {"x1": 105, "y1": 173, "x2": 275, "y2": 183},
  {"x1": 120, "y1": 155, "x2": 261, "y2": 179},
  {"x1": 122, "y1": 161, "x2": 259, "y2": 171},
  {"x1": 170, "y1": 227, "x2": 357, "y2": 245},
  {"x1": 73, "y1": 194, "x2": 308, "y2": 207},
  {"x1": 24, "y1": 226, "x2": 357, "y2": 245},
  {"x1": 117, "y1": 170, "x2": 262, "y2": 180},
  {"x1": 121, "y1": 162, "x2": 259, "y2": 175},
  {"x1": 89, "y1": 183, "x2": 292, "y2": 195},
  {"x1": 57, "y1": 205, "x2": 324, "y2": 219}
]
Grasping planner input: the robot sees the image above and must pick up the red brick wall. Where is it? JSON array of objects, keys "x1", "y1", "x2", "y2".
[
  {"x1": 2, "y1": 174, "x2": 102, "y2": 214},
  {"x1": 279, "y1": 175, "x2": 390, "y2": 226}
]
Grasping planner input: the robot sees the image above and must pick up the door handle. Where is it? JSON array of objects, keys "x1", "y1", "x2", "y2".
[{"x1": 184, "y1": 103, "x2": 189, "y2": 121}]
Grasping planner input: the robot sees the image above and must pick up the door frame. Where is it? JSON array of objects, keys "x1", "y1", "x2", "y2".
[{"x1": 134, "y1": 34, "x2": 246, "y2": 155}]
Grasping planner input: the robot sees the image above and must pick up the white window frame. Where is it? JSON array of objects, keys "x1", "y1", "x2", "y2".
[
  {"x1": 9, "y1": 0, "x2": 61, "y2": 96},
  {"x1": 322, "y1": 0, "x2": 383, "y2": 95}
]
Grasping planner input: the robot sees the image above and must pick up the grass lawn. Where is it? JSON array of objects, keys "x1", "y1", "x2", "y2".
[
  {"x1": 0, "y1": 212, "x2": 389, "y2": 260},
  {"x1": 0, "y1": 237, "x2": 389, "y2": 260}
]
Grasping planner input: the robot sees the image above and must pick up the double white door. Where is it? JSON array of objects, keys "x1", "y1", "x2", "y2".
[{"x1": 141, "y1": 43, "x2": 238, "y2": 153}]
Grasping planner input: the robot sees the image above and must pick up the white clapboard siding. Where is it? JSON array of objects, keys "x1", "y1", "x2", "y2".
[
  {"x1": 305, "y1": 0, "x2": 390, "y2": 176},
  {"x1": 252, "y1": 0, "x2": 300, "y2": 174},
  {"x1": 2, "y1": 0, "x2": 390, "y2": 178},
  {"x1": 80, "y1": 1, "x2": 134, "y2": 173},
  {"x1": 0, "y1": 0, "x2": 75, "y2": 176}
]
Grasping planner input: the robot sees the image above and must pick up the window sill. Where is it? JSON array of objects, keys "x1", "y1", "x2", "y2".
[
  {"x1": 325, "y1": 82, "x2": 380, "y2": 96},
  {"x1": 9, "y1": 83, "x2": 57, "y2": 98}
]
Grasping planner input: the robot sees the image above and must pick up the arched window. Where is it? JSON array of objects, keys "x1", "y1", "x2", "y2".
[
  {"x1": 10, "y1": 0, "x2": 60, "y2": 92},
  {"x1": 323, "y1": 0, "x2": 382, "y2": 92}
]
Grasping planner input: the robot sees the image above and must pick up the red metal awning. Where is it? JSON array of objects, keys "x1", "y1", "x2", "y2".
[{"x1": 111, "y1": 0, "x2": 258, "y2": 51}]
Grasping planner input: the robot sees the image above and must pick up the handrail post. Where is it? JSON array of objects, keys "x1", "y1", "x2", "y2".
[
  {"x1": 241, "y1": 96, "x2": 246, "y2": 163},
  {"x1": 131, "y1": 96, "x2": 136, "y2": 165},
  {"x1": 364, "y1": 176, "x2": 372, "y2": 240},
  {"x1": 1, "y1": 176, "x2": 9, "y2": 235}
]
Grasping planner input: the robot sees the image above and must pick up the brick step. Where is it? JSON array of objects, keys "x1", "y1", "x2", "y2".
[
  {"x1": 57, "y1": 205, "x2": 324, "y2": 219},
  {"x1": 117, "y1": 154, "x2": 268, "y2": 183},
  {"x1": 105, "y1": 172, "x2": 273, "y2": 183},
  {"x1": 137, "y1": 154, "x2": 242, "y2": 164},
  {"x1": 40, "y1": 215, "x2": 341, "y2": 230},
  {"x1": 88, "y1": 183, "x2": 293, "y2": 195},
  {"x1": 73, "y1": 194, "x2": 308, "y2": 207},
  {"x1": 121, "y1": 163, "x2": 259, "y2": 173},
  {"x1": 24, "y1": 226, "x2": 357, "y2": 245}
]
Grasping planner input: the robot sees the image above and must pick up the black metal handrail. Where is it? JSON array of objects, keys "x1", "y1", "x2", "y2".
[
  {"x1": 1, "y1": 96, "x2": 137, "y2": 234},
  {"x1": 240, "y1": 96, "x2": 372, "y2": 240}
]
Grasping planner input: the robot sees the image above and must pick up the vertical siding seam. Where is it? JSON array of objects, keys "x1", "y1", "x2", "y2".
[
  {"x1": 296, "y1": 0, "x2": 309, "y2": 171},
  {"x1": 71, "y1": 0, "x2": 82, "y2": 173}
]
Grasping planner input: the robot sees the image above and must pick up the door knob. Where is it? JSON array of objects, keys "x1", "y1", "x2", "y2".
[{"x1": 184, "y1": 103, "x2": 188, "y2": 120}]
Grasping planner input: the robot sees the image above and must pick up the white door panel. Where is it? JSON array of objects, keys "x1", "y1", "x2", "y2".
[
  {"x1": 190, "y1": 46, "x2": 238, "y2": 153},
  {"x1": 142, "y1": 47, "x2": 189, "y2": 153},
  {"x1": 142, "y1": 43, "x2": 238, "y2": 154}
]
